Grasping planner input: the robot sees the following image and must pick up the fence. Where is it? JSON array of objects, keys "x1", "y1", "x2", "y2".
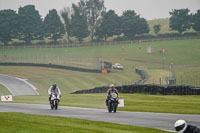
[
  {"x1": 0, "y1": 36, "x2": 200, "y2": 49},
  {"x1": 0, "y1": 47, "x2": 101, "y2": 70}
]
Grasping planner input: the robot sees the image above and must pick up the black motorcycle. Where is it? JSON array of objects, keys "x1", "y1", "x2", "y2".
[
  {"x1": 106, "y1": 93, "x2": 119, "y2": 113},
  {"x1": 50, "y1": 94, "x2": 60, "y2": 110}
]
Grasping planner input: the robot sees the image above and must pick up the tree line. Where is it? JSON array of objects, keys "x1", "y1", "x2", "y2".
[{"x1": 0, "y1": 0, "x2": 200, "y2": 45}]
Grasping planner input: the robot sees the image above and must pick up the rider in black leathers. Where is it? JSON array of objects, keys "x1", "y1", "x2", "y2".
[{"x1": 175, "y1": 120, "x2": 200, "y2": 133}]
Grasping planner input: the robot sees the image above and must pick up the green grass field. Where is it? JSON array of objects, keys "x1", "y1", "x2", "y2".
[
  {"x1": 0, "y1": 39, "x2": 200, "y2": 115},
  {"x1": 9, "y1": 94, "x2": 200, "y2": 115},
  {"x1": 1, "y1": 39, "x2": 200, "y2": 89},
  {"x1": 0, "y1": 113, "x2": 169, "y2": 133},
  {"x1": 0, "y1": 39, "x2": 200, "y2": 132},
  {"x1": 1, "y1": 39, "x2": 200, "y2": 65}
]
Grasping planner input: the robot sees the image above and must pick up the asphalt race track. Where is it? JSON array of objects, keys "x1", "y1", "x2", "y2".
[
  {"x1": 0, "y1": 103, "x2": 200, "y2": 132},
  {"x1": 0, "y1": 74, "x2": 39, "y2": 96}
]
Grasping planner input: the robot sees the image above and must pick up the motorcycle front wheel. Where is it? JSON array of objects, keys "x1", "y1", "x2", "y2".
[
  {"x1": 113, "y1": 102, "x2": 118, "y2": 113},
  {"x1": 55, "y1": 100, "x2": 58, "y2": 110}
]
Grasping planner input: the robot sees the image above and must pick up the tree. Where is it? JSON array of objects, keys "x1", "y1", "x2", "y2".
[
  {"x1": 153, "y1": 24, "x2": 161, "y2": 35},
  {"x1": 136, "y1": 18, "x2": 149, "y2": 35},
  {"x1": 0, "y1": 9, "x2": 19, "y2": 45},
  {"x1": 192, "y1": 10, "x2": 200, "y2": 32},
  {"x1": 121, "y1": 10, "x2": 149, "y2": 39},
  {"x1": 169, "y1": 8, "x2": 192, "y2": 34},
  {"x1": 71, "y1": 4, "x2": 89, "y2": 42},
  {"x1": 73, "y1": 0, "x2": 105, "y2": 41},
  {"x1": 18, "y1": 5, "x2": 44, "y2": 44},
  {"x1": 95, "y1": 10, "x2": 121, "y2": 41},
  {"x1": 60, "y1": 7, "x2": 73, "y2": 43},
  {"x1": 44, "y1": 9, "x2": 65, "y2": 43},
  {"x1": 77, "y1": 0, "x2": 105, "y2": 41}
]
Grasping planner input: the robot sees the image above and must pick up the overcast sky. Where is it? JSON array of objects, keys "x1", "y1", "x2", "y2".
[{"x1": 0, "y1": 0, "x2": 200, "y2": 20}]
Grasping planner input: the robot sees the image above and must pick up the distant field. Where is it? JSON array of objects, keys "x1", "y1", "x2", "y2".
[
  {"x1": 1, "y1": 39, "x2": 200, "y2": 65},
  {"x1": 0, "y1": 39, "x2": 200, "y2": 91},
  {"x1": 148, "y1": 18, "x2": 173, "y2": 34},
  {"x1": 148, "y1": 18, "x2": 195, "y2": 35}
]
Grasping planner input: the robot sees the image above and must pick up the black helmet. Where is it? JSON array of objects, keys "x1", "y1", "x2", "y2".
[
  {"x1": 52, "y1": 84, "x2": 57, "y2": 89},
  {"x1": 174, "y1": 120, "x2": 187, "y2": 133}
]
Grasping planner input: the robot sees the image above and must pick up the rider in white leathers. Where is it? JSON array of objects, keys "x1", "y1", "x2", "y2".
[{"x1": 48, "y1": 84, "x2": 61, "y2": 102}]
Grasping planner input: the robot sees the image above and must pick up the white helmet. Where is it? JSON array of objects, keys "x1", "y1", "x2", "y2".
[
  {"x1": 174, "y1": 120, "x2": 187, "y2": 133},
  {"x1": 110, "y1": 84, "x2": 114, "y2": 88}
]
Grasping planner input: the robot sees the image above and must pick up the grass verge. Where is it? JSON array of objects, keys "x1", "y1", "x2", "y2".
[
  {"x1": 5, "y1": 93, "x2": 200, "y2": 115},
  {"x1": 0, "y1": 112, "x2": 170, "y2": 133},
  {"x1": 0, "y1": 84, "x2": 11, "y2": 95}
]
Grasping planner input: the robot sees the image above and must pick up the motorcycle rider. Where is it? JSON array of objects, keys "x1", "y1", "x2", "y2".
[
  {"x1": 106, "y1": 84, "x2": 118, "y2": 106},
  {"x1": 174, "y1": 119, "x2": 200, "y2": 133},
  {"x1": 48, "y1": 84, "x2": 61, "y2": 102}
]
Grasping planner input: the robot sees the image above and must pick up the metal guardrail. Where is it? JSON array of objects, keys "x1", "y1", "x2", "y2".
[{"x1": 135, "y1": 68, "x2": 148, "y2": 84}]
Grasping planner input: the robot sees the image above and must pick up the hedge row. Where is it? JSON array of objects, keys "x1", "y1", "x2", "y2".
[{"x1": 72, "y1": 84, "x2": 200, "y2": 95}]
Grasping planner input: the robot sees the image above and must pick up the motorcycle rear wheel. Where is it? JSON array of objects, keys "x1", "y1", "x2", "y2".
[{"x1": 51, "y1": 105, "x2": 54, "y2": 110}]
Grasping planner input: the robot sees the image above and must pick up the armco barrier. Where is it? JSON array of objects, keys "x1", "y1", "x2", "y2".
[
  {"x1": 0, "y1": 62, "x2": 101, "y2": 73},
  {"x1": 135, "y1": 68, "x2": 148, "y2": 84},
  {"x1": 72, "y1": 84, "x2": 200, "y2": 95}
]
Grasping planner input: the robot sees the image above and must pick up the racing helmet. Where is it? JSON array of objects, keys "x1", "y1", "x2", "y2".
[
  {"x1": 174, "y1": 120, "x2": 187, "y2": 133},
  {"x1": 52, "y1": 84, "x2": 57, "y2": 89},
  {"x1": 110, "y1": 84, "x2": 114, "y2": 88},
  {"x1": 110, "y1": 84, "x2": 115, "y2": 90}
]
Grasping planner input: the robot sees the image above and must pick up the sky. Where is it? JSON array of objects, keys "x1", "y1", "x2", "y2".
[{"x1": 0, "y1": 0, "x2": 200, "y2": 20}]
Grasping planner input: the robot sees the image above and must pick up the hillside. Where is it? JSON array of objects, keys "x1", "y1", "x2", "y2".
[
  {"x1": 148, "y1": 18, "x2": 175, "y2": 34},
  {"x1": 1, "y1": 39, "x2": 200, "y2": 95},
  {"x1": 148, "y1": 18, "x2": 195, "y2": 35}
]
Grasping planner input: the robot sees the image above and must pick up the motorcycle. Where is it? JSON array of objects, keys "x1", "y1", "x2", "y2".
[
  {"x1": 106, "y1": 93, "x2": 119, "y2": 113},
  {"x1": 50, "y1": 94, "x2": 60, "y2": 110}
]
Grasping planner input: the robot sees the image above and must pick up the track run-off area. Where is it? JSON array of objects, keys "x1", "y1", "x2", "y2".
[
  {"x1": 0, "y1": 74, "x2": 200, "y2": 132},
  {"x1": 1, "y1": 103, "x2": 200, "y2": 132}
]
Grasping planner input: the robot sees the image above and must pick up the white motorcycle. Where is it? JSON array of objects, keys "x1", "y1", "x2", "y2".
[{"x1": 50, "y1": 94, "x2": 60, "y2": 110}]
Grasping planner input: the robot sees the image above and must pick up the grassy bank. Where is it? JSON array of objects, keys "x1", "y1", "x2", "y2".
[
  {"x1": 0, "y1": 66, "x2": 140, "y2": 95},
  {"x1": 1, "y1": 39, "x2": 200, "y2": 89},
  {"x1": 0, "y1": 113, "x2": 169, "y2": 133},
  {"x1": 0, "y1": 84, "x2": 11, "y2": 95},
  {"x1": 1, "y1": 39, "x2": 200, "y2": 65}
]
